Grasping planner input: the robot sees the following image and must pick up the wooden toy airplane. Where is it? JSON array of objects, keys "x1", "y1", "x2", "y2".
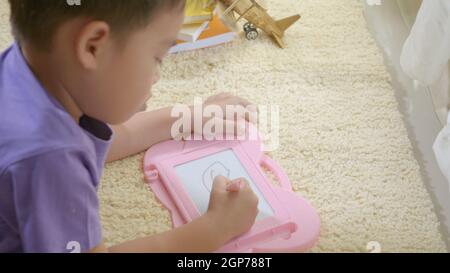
[{"x1": 217, "y1": 0, "x2": 301, "y2": 48}]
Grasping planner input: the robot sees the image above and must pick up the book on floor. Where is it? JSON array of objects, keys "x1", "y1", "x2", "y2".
[
  {"x1": 184, "y1": 0, "x2": 214, "y2": 25},
  {"x1": 170, "y1": 15, "x2": 236, "y2": 54},
  {"x1": 177, "y1": 21, "x2": 210, "y2": 43}
]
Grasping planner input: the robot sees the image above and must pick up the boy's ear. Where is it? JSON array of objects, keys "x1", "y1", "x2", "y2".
[{"x1": 75, "y1": 21, "x2": 111, "y2": 70}]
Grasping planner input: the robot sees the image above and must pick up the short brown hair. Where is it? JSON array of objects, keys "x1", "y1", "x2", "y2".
[{"x1": 9, "y1": 0, "x2": 185, "y2": 50}]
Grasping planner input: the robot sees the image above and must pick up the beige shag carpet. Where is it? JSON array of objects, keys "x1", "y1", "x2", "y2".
[{"x1": 0, "y1": 0, "x2": 446, "y2": 252}]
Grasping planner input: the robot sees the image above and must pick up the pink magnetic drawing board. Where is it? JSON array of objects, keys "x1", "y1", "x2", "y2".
[{"x1": 143, "y1": 125, "x2": 320, "y2": 252}]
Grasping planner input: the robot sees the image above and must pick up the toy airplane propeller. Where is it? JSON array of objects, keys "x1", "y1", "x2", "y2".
[{"x1": 216, "y1": 0, "x2": 301, "y2": 48}]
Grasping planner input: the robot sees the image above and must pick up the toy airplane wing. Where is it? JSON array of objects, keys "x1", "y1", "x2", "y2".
[{"x1": 216, "y1": 0, "x2": 240, "y2": 32}]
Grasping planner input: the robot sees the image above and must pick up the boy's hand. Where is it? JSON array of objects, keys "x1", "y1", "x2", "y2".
[
  {"x1": 197, "y1": 93, "x2": 258, "y2": 138},
  {"x1": 206, "y1": 175, "x2": 259, "y2": 243}
]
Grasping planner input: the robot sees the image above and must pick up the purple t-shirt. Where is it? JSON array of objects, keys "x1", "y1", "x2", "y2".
[{"x1": 0, "y1": 43, "x2": 112, "y2": 253}]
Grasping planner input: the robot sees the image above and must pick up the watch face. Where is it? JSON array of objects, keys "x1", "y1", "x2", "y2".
[{"x1": 175, "y1": 149, "x2": 275, "y2": 221}]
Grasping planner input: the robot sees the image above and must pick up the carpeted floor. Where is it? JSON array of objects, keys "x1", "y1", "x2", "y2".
[{"x1": 0, "y1": 0, "x2": 446, "y2": 252}]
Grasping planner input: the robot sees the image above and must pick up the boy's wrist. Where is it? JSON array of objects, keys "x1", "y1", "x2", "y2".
[{"x1": 203, "y1": 212, "x2": 232, "y2": 248}]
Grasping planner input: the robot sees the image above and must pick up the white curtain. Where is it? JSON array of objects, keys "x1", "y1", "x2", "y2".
[
  {"x1": 434, "y1": 112, "x2": 450, "y2": 182},
  {"x1": 400, "y1": 0, "x2": 450, "y2": 183},
  {"x1": 400, "y1": 0, "x2": 450, "y2": 85}
]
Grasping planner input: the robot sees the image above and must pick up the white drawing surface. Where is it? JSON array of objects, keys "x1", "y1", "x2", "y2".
[{"x1": 175, "y1": 149, "x2": 274, "y2": 222}]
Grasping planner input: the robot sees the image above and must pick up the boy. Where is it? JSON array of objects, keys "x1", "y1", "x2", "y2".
[{"x1": 0, "y1": 0, "x2": 259, "y2": 253}]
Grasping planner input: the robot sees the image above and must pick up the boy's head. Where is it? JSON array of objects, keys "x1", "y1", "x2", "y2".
[{"x1": 9, "y1": 0, "x2": 185, "y2": 124}]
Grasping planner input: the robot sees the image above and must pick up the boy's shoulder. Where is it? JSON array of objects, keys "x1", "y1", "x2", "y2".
[{"x1": 0, "y1": 43, "x2": 95, "y2": 174}]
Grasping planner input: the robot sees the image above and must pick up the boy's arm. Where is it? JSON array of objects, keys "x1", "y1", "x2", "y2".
[
  {"x1": 107, "y1": 93, "x2": 254, "y2": 162},
  {"x1": 91, "y1": 213, "x2": 229, "y2": 253},
  {"x1": 107, "y1": 107, "x2": 177, "y2": 162}
]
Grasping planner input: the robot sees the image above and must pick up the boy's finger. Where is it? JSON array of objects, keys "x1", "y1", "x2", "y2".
[
  {"x1": 239, "y1": 179, "x2": 257, "y2": 196},
  {"x1": 239, "y1": 179, "x2": 252, "y2": 190},
  {"x1": 229, "y1": 96, "x2": 252, "y2": 108},
  {"x1": 218, "y1": 119, "x2": 245, "y2": 137},
  {"x1": 243, "y1": 110, "x2": 257, "y2": 125},
  {"x1": 226, "y1": 179, "x2": 243, "y2": 192},
  {"x1": 212, "y1": 175, "x2": 229, "y2": 190},
  {"x1": 200, "y1": 118, "x2": 243, "y2": 138},
  {"x1": 223, "y1": 102, "x2": 257, "y2": 125},
  {"x1": 216, "y1": 92, "x2": 233, "y2": 100},
  {"x1": 245, "y1": 105, "x2": 258, "y2": 124}
]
